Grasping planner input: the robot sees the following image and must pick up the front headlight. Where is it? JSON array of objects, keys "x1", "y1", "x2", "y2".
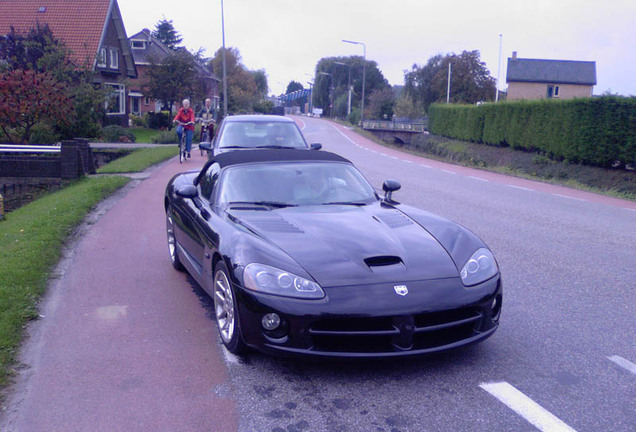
[
  {"x1": 460, "y1": 248, "x2": 498, "y2": 287},
  {"x1": 243, "y1": 263, "x2": 325, "y2": 299}
]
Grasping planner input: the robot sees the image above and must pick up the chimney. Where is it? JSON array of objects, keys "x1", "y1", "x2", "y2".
[{"x1": 512, "y1": 51, "x2": 518, "y2": 60}]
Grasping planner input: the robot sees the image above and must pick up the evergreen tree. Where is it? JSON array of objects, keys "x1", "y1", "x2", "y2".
[{"x1": 152, "y1": 19, "x2": 183, "y2": 50}]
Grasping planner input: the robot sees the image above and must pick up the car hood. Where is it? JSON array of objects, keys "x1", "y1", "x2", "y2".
[{"x1": 227, "y1": 203, "x2": 459, "y2": 287}]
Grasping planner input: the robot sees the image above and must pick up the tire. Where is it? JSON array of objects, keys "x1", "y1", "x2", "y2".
[
  {"x1": 179, "y1": 142, "x2": 185, "y2": 163},
  {"x1": 213, "y1": 261, "x2": 247, "y2": 354},
  {"x1": 166, "y1": 212, "x2": 185, "y2": 271}
]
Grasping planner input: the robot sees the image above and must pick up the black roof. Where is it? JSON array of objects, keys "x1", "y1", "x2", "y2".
[{"x1": 507, "y1": 58, "x2": 596, "y2": 85}]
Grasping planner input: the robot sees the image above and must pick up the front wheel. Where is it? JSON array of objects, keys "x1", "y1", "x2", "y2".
[
  {"x1": 166, "y1": 212, "x2": 185, "y2": 271},
  {"x1": 213, "y1": 261, "x2": 247, "y2": 354}
]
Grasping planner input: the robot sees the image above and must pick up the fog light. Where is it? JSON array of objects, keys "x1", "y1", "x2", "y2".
[
  {"x1": 261, "y1": 313, "x2": 281, "y2": 331},
  {"x1": 491, "y1": 295, "x2": 502, "y2": 322}
]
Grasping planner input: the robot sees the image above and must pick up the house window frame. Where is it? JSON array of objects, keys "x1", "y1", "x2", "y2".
[
  {"x1": 553, "y1": 85, "x2": 560, "y2": 98},
  {"x1": 131, "y1": 40, "x2": 146, "y2": 49},
  {"x1": 144, "y1": 97, "x2": 151, "y2": 105},
  {"x1": 97, "y1": 48, "x2": 107, "y2": 68},
  {"x1": 105, "y1": 83, "x2": 125, "y2": 115},
  {"x1": 109, "y1": 49, "x2": 119, "y2": 70}
]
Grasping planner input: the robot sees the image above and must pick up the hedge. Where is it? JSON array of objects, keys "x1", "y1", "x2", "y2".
[{"x1": 428, "y1": 97, "x2": 636, "y2": 168}]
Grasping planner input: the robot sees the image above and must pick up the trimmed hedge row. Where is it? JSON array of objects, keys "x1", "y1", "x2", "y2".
[{"x1": 428, "y1": 97, "x2": 636, "y2": 168}]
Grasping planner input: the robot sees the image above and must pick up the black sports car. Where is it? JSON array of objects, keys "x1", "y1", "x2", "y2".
[{"x1": 165, "y1": 149, "x2": 502, "y2": 358}]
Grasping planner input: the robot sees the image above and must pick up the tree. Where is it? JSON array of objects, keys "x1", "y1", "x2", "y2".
[
  {"x1": 210, "y1": 47, "x2": 260, "y2": 114},
  {"x1": 286, "y1": 81, "x2": 303, "y2": 94},
  {"x1": 144, "y1": 50, "x2": 200, "y2": 112},
  {"x1": 367, "y1": 88, "x2": 395, "y2": 120},
  {"x1": 313, "y1": 56, "x2": 389, "y2": 117},
  {"x1": 404, "y1": 50, "x2": 496, "y2": 112},
  {"x1": 252, "y1": 69, "x2": 269, "y2": 98},
  {"x1": 152, "y1": 19, "x2": 182, "y2": 50},
  {"x1": 0, "y1": 69, "x2": 73, "y2": 143},
  {"x1": 284, "y1": 81, "x2": 307, "y2": 111}
]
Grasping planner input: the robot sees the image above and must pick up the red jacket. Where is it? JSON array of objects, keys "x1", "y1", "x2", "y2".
[{"x1": 174, "y1": 107, "x2": 195, "y2": 131}]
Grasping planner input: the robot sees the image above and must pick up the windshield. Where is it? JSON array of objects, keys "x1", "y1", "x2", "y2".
[
  {"x1": 218, "y1": 121, "x2": 308, "y2": 149},
  {"x1": 218, "y1": 162, "x2": 377, "y2": 207}
]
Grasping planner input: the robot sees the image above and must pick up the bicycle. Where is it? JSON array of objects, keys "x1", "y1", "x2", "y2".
[
  {"x1": 197, "y1": 117, "x2": 215, "y2": 156},
  {"x1": 174, "y1": 121, "x2": 194, "y2": 163}
]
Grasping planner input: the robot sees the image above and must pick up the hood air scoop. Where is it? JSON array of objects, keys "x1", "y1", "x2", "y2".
[{"x1": 364, "y1": 255, "x2": 404, "y2": 274}]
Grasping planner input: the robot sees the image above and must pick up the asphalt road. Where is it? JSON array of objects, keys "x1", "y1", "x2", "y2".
[{"x1": 2, "y1": 117, "x2": 634, "y2": 432}]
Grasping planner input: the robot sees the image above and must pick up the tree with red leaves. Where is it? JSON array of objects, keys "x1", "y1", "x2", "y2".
[{"x1": 0, "y1": 69, "x2": 73, "y2": 143}]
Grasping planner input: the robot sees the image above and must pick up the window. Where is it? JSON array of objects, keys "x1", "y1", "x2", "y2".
[
  {"x1": 109, "y1": 49, "x2": 119, "y2": 70},
  {"x1": 105, "y1": 83, "x2": 125, "y2": 115},
  {"x1": 131, "y1": 97, "x2": 141, "y2": 115},
  {"x1": 97, "y1": 48, "x2": 107, "y2": 68},
  {"x1": 554, "y1": 86, "x2": 560, "y2": 97},
  {"x1": 144, "y1": 97, "x2": 151, "y2": 105},
  {"x1": 200, "y1": 163, "x2": 221, "y2": 200},
  {"x1": 131, "y1": 40, "x2": 146, "y2": 49},
  {"x1": 547, "y1": 85, "x2": 560, "y2": 99}
]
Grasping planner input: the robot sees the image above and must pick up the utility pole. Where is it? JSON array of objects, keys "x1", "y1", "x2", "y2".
[
  {"x1": 446, "y1": 62, "x2": 452, "y2": 103},
  {"x1": 496, "y1": 34, "x2": 502, "y2": 102},
  {"x1": 221, "y1": 0, "x2": 228, "y2": 116}
]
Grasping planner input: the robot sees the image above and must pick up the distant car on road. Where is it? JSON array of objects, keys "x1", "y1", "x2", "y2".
[
  {"x1": 164, "y1": 149, "x2": 502, "y2": 358},
  {"x1": 201, "y1": 115, "x2": 320, "y2": 156}
]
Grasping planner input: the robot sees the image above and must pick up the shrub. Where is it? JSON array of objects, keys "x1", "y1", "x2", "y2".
[
  {"x1": 147, "y1": 111, "x2": 172, "y2": 129},
  {"x1": 152, "y1": 130, "x2": 178, "y2": 144},
  {"x1": 100, "y1": 125, "x2": 136, "y2": 143},
  {"x1": 129, "y1": 114, "x2": 147, "y2": 127},
  {"x1": 28, "y1": 122, "x2": 59, "y2": 144}
]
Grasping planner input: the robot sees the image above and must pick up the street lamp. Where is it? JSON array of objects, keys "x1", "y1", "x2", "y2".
[
  {"x1": 221, "y1": 0, "x2": 228, "y2": 116},
  {"x1": 306, "y1": 81, "x2": 314, "y2": 116},
  {"x1": 342, "y1": 39, "x2": 366, "y2": 125},
  {"x1": 334, "y1": 61, "x2": 351, "y2": 116}
]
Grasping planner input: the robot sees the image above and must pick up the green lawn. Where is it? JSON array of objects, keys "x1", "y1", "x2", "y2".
[
  {"x1": 96, "y1": 146, "x2": 178, "y2": 173},
  {"x1": 129, "y1": 127, "x2": 161, "y2": 143},
  {"x1": 0, "y1": 176, "x2": 130, "y2": 387}
]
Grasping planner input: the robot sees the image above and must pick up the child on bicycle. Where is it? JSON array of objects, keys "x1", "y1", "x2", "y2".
[{"x1": 173, "y1": 99, "x2": 195, "y2": 158}]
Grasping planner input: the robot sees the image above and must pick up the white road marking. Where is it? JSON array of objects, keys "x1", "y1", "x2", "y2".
[
  {"x1": 608, "y1": 355, "x2": 636, "y2": 375},
  {"x1": 390, "y1": 156, "x2": 399, "y2": 160},
  {"x1": 468, "y1": 176, "x2": 489, "y2": 182},
  {"x1": 553, "y1": 194, "x2": 587, "y2": 202},
  {"x1": 403, "y1": 160, "x2": 413, "y2": 164},
  {"x1": 441, "y1": 169, "x2": 456, "y2": 175},
  {"x1": 480, "y1": 382, "x2": 577, "y2": 432},
  {"x1": 379, "y1": 153, "x2": 388, "y2": 156},
  {"x1": 420, "y1": 164, "x2": 432, "y2": 168},
  {"x1": 508, "y1": 185, "x2": 535, "y2": 192},
  {"x1": 331, "y1": 123, "x2": 358, "y2": 145}
]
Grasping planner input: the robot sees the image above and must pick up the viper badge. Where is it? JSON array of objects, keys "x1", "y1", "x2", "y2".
[{"x1": 394, "y1": 285, "x2": 408, "y2": 296}]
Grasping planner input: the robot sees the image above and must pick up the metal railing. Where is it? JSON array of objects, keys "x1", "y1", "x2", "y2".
[
  {"x1": 361, "y1": 121, "x2": 427, "y2": 132},
  {"x1": 0, "y1": 144, "x2": 61, "y2": 154}
]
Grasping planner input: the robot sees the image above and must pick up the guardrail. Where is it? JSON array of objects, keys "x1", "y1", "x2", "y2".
[
  {"x1": 362, "y1": 120, "x2": 427, "y2": 132},
  {"x1": 0, "y1": 144, "x2": 61, "y2": 153}
]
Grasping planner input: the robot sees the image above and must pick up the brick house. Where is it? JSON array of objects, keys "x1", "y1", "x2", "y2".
[
  {"x1": 128, "y1": 29, "x2": 220, "y2": 116},
  {"x1": 0, "y1": 0, "x2": 137, "y2": 126},
  {"x1": 506, "y1": 52, "x2": 596, "y2": 100}
]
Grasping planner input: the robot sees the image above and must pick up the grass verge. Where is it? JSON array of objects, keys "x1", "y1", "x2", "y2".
[
  {"x1": 129, "y1": 127, "x2": 161, "y2": 143},
  {"x1": 0, "y1": 176, "x2": 130, "y2": 388},
  {"x1": 96, "y1": 146, "x2": 179, "y2": 173}
]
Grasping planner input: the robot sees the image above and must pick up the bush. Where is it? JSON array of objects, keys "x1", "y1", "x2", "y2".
[
  {"x1": 348, "y1": 107, "x2": 361, "y2": 125},
  {"x1": 100, "y1": 125, "x2": 136, "y2": 143},
  {"x1": 147, "y1": 111, "x2": 172, "y2": 129},
  {"x1": 152, "y1": 130, "x2": 178, "y2": 144},
  {"x1": 428, "y1": 97, "x2": 636, "y2": 168},
  {"x1": 28, "y1": 122, "x2": 59, "y2": 144},
  {"x1": 129, "y1": 114, "x2": 147, "y2": 127}
]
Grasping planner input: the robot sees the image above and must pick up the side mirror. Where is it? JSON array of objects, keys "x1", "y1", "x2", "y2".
[
  {"x1": 199, "y1": 142, "x2": 212, "y2": 152},
  {"x1": 175, "y1": 184, "x2": 197, "y2": 199},
  {"x1": 382, "y1": 179, "x2": 401, "y2": 203},
  {"x1": 310, "y1": 143, "x2": 322, "y2": 150}
]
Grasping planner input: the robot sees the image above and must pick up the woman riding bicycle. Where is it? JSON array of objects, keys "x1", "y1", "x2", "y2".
[
  {"x1": 173, "y1": 99, "x2": 195, "y2": 158},
  {"x1": 197, "y1": 98, "x2": 217, "y2": 142}
]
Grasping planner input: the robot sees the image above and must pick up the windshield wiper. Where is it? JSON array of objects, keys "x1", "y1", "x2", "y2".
[
  {"x1": 321, "y1": 201, "x2": 368, "y2": 206},
  {"x1": 254, "y1": 145, "x2": 297, "y2": 149},
  {"x1": 229, "y1": 200, "x2": 297, "y2": 208}
]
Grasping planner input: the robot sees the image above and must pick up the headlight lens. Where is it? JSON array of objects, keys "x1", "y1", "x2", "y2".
[
  {"x1": 243, "y1": 263, "x2": 325, "y2": 299},
  {"x1": 460, "y1": 248, "x2": 498, "y2": 286}
]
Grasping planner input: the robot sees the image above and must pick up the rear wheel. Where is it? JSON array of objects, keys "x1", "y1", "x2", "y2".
[
  {"x1": 213, "y1": 261, "x2": 247, "y2": 354},
  {"x1": 166, "y1": 212, "x2": 184, "y2": 271}
]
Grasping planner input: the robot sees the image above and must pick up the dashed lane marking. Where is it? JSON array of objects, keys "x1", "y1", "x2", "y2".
[
  {"x1": 441, "y1": 169, "x2": 456, "y2": 175},
  {"x1": 608, "y1": 355, "x2": 636, "y2": 375},
  {"x1": 420, "y1": 164, "x2": 432, "y2": 168},
  {"x1": 468, "y1": 176, "x2": 489, "y2": 182},
  {"x1": 508, "y1": 185, "x2": 535, "y2": 192},
  {"x1": 553, "y1": 193, "x2": 588, "y2": 202},
  {"x1": 403, "y1": 160, "x2": 413, "y2": 164},
  {"x1": 480, "y1": 382, "x2": 577, "y2": 432}
]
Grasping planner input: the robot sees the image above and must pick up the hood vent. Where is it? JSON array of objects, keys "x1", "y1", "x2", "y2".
[
  {"x1": 229, "y1": 205, "x2": 268, "y2": 211},
  {"x1": 375, "y1": 211, "x2": 413, "y2": 228},
  {"x1": 241, "y1": 215, "x2": 304, "y2": 233},
  {"x1": 364, "y1": 255, "x2": 403, "y2": 267}
]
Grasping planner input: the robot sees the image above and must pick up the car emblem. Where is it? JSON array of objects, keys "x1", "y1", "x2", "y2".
[{"x1": 394, "y1": 285, "x2": 408, "y2": 296}]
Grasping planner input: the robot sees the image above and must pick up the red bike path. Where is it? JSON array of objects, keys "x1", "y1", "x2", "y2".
[{"x1": 0, "y1": 154, "x2": 238, "y2": 432}]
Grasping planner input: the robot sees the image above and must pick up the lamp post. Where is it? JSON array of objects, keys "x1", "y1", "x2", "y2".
[
  {"x1": 334, "y1": 61, "x2": 351, "y2": 116},
  {"x1": 342, "y1": 39, "x2": 366, "y2": 125},
  {"x1": 496, "y1": 34, "x2": 502, "y2": 102},
  {"x1": 306, "y1": 81, "x2": 314, "y2": 115},
  {"x1": 221, "y1": 0, "x2": 228, "y2": 116}
]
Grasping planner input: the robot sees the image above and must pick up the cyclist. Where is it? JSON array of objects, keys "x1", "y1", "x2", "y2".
[
  {"x1": 197, "y1": 98, "x2": 217, "y2": 142},
  {"x1": 173, "y1": 99, "x2": 196, "y2": 158}
]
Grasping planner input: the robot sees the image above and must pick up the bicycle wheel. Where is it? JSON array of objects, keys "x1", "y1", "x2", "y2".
[{"x1": 179, "y1": 138, "x2": 185, "y2": 163}]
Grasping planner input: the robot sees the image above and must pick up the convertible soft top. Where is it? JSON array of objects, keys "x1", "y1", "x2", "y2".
[{"x1": 206, "y1": 149, "x2": 351, "y2": 170}]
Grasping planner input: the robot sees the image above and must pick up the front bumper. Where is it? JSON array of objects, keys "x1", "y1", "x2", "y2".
[{"x1": 234, "y1": 275, "x2": 502, "y2": 358}]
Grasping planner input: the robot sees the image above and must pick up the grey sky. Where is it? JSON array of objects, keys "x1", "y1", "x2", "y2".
[{"x1": 118, "y1": 0, "x2": 636, "y2": 97}]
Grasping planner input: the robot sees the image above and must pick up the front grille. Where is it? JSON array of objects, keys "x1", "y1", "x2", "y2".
[{"x1": 307, "y1": 308, "x2": 484, "y2": 354}]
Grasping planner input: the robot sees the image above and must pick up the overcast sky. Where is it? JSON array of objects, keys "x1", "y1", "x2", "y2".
[{"x1": 118, "y1": 0, "x2": 636, "y2": 97}]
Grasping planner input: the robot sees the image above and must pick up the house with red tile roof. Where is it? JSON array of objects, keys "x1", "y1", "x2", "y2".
[
  {"x1": 128, "y1": 28, "x2": 220, "y2": 116},
  {"x1": 0, "y1": 0, "x2": 137, "y2": 126}
]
